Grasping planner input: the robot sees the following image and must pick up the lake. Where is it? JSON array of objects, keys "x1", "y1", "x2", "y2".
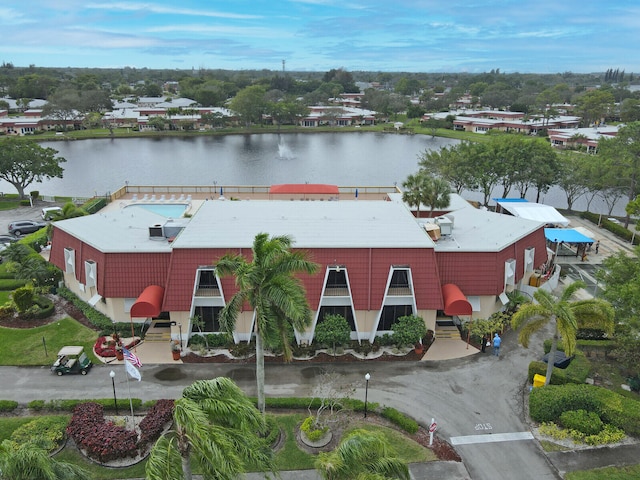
[{"x1": 4, "y1": 132, "x2": 627, "y2": 215}]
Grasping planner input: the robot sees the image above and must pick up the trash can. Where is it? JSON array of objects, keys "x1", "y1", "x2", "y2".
[{"x1": 533, "y1": 374, "x2": 546, "y2": 388}]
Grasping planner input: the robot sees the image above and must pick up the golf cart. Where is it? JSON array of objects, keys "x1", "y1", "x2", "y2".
[{"x1": 51, "y1": 346, "x2": 93, "y2": 376}]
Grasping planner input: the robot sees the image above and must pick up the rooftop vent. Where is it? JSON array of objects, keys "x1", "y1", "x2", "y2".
[{"x1": 149, "y1": 224, "x2": 164, "y2": 239}]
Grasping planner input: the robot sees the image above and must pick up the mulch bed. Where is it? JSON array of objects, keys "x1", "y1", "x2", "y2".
[
  {"x1": 0, "y1": 296, "x2": 99, "y2": 331},
  {"x1": 182, "y1": 349, "x2": 425, "y2": 363}
]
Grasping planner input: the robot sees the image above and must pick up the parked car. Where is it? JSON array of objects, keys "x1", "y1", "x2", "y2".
[
  {"x1": 7, "y1": 220, "x2": 46, "y2": 236},
  {"x1": 41, "y1": 206, "x2": 63, "y2": 220},
  {"x1": 51, "y1": 346, "x2": 93, "y2": 376},
  {"x1": 0, "y1": 234, "x2": 17, "y2": 244}
]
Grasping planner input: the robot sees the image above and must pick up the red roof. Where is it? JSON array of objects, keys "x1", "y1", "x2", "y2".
[
  {"x1": 269, "y1": 184, "x2": 339, "y2": 194},
  {"x1": 130, "y1": 285, "x2": 165, "y2": 318},
  {"x1": 442, "y1": 283, "x2": 472, "y2": 316}
]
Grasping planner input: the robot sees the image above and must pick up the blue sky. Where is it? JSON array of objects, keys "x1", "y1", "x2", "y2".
[{"x1": 1, "y1": 1, "x2": 638, "y2": 73}]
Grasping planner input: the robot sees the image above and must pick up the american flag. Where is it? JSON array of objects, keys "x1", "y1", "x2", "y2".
[{"x1": 122, "y1": 346, "x2": 142, "y2": 367}]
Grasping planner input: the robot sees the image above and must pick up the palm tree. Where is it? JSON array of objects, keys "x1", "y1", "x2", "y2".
[
  {"x1": 216, "y1": 232, "x2": 319, "y2": 414},
  {"x1": 402, "y1": 171, "x2": 451, "y2": 218},
  {"x1": 146, "y1": 378, "x2": 274, "y2": 480},
  {"x1": 511, "y1": 281, "x2": 614, "y2": 385},
  {"x1": 315, "y1": 429, "x2": 410, "y2": 480},
  {"x1": 0, "y1": 440, "x2": 91, "y2": 480}
]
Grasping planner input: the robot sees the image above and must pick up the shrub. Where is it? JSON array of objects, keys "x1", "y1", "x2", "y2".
[
  {"x1": 12, "y1": 285, "x2": 35, "y2": 312},
  {"x1": 529, "y1": 384, "x2": 640, "y2": 437},
  {"x1": 138, "y1": 399, "x2": 174, "y2": 448},
  {"x1": 28, "y1": 399, "x2": 46, "y2": 410},
  {"x1": 0, "y1": 304, "x2": 15, "y2": 320},
  {"x1": 0, "y1": 279, "x2": 29, "y2": 290},
  {"x1": 82, "y1": 197, "x2": 107, "y2": 214},
  {"x1": 314, "y1": 314, "x2": 351, "y2": 351},
  {"x1": 559, "y1": 409, "x2": 603, "y2": 435},
  {"x1": 11, "y1": 416, "x2": 69, "y2": 452},
  {"x1": 58, "y1": 287, "x2": 113, "y2": 331},
  {"x1": 391, "y1": 315, "x2": 427, "y2": 348},
  {"x1": 527, "y1": 350, "x2": 591, "y2": 385},
  {"x1": 0, "y1": 400, "x2": 18, "y2": 412},
  {"x1": 300, "y1": 415, "x2": 329, "y2": 442},
  {"x1": 380, "y1": 406, "x2": 419, "y2": 434}
]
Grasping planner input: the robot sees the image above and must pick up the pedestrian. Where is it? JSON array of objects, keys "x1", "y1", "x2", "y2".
[
  {"x1": 481, "y1": 334, "x2": 487, "y2": 353},
  {"x1": 493, "y1": 333, "x2": 501, "y2": 357},
  {"x1": 595, "y1": 240, "x2": 600, "y2": 254}
]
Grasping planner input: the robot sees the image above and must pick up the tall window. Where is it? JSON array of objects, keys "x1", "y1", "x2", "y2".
[
  {"x1": 198, "y1": 270, "x2": 217, "y2": 288},
  {"x1": 192, "y1": 306, "x2": 222, "y2": 332},
  {"x1": 326, "y1": 269, "x2": 348, "y2": 288},
  {"x1": 317, "y1": 306, "x2": 356, "y2": 331},
  {"x1": 377, "y1": 305, "x2": 413, "y2": 331},
  {"x1": 389, "y1": 269, "x2": 409, "y2": 288}
]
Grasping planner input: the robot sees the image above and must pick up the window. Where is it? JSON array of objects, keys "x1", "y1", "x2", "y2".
[
  {"x1": 64, "y1": 248, "x2": 75, "y2": 274},
  {"x1": 84, "y1": 260, "x2": 97, "y2": 288},
  {"x1": 317, "y1": 306, "x2": 356, "y2": 331},
  {"x1": 198, "y1": 269, "x2": 217, "y2": 288},
  {"x1": 377, "y1": 305, "x2": 413, "y2": 331},
  {"x1": 389, "y1": 269, "x2": 409, "y2": 288},
  {"x1": 192, "y1": 306, "x2": 222, "y2": 332},
  {"x1": 326, "y1": 269, "x2": 347, "y2": 289}
]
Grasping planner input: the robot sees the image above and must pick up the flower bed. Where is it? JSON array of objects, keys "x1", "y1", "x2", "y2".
[
  {"x1": 67, "y1": 400, "x2": 174, "y2": 464},
  {"x1": 93, "y1": 336, "x2": 140, "y2": 357}
]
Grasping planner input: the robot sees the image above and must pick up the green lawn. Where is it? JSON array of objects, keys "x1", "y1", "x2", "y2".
[
  {"x1": 0, "y1": 317, "x2": 99, "y2": 365},
  {"x1": 566, "y1": 465, "x2": 640, "y2": 480}
]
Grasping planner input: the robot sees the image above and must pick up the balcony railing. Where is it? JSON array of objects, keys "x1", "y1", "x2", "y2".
[{"x1": 195, "y1": 286, "x2": 221, "y2": 297}]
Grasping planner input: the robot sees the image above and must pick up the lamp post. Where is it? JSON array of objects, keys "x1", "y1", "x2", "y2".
[
  {"x1": 364, "y1": 372, "x2": 370, "y2": 418},
  {"x1": 178, "y1": 323, "x2": 183, "y2": 349},
  {"x1": 109, "y1": 370, "x2": 119, "y2": 415}
]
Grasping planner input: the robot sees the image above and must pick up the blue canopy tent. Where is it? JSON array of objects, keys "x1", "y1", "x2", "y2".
[{"x1": 545, "y1": 228, "x2": 594, "y2": 258}]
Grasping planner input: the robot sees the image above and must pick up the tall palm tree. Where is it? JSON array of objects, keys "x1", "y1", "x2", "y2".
[
  {"x1": 146, "y1": 378, "x2": 274, "y2": 480},
  {"x1": 511, "y1": 281, "x2": 614, "y2": 385},
  {"x1": 0, "y1": 440, "x2": 91, "y2": 480},
  {"x1": 216, "y1": 232, "x2": 319, "y2": 414},
  {"x1": 315, "y1": 429, "x2": 410, "y2": 480}
]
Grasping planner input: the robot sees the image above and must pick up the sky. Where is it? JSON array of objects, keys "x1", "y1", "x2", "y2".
[{"x1": 1, "y1": 1, "x2": 639, "y2": 74}]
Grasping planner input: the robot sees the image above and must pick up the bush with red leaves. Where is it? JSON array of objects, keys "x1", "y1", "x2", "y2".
[
  {"x1": 138, "y1": 399, "x2": 174, "y2": 448},
  {"x1": 66, "y1": 403, "x2": 138, "y2": 463}
]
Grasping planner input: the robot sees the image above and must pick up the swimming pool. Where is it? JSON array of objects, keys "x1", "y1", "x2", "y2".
[{"x1": 125, "y1": 203, "x2": 189, "y2": 218}]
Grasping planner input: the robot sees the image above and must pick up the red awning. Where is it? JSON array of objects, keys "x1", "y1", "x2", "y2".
[
  {"x1": 442, "y1": 283, "x2": 472, "y2": 316},
  {"x1": 130, "y1": 285, "x2": 165, "y2": 318},
  {"x1": 269, "y1": 183, "x2": 339, "y2": 195}
]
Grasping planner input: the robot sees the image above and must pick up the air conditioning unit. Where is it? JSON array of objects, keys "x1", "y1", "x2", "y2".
[
  {"x1": 148, "y1": 224, "x2": 164, "y2": 239},
  {"x1": 435, "y1": 216, "x2": 453, "y2": 235}
]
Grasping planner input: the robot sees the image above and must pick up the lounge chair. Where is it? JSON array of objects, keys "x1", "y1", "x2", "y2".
[
  {"x1": 169, "y1": 194, "x2": 176, "y2": 201},
  {"x1": 150, "y1": 195, "x2": 156, "y2": 202},
  {"x1": 159, "y1": 195, "x2": 166, "y2": 202},
  {"x1": 141, "y1": 194, "x2": 149, "y2": 201},
  {"x1": 132, "y1": 194, "x2": 138, "y2": 201},
  {"x1": 177, "y1": 194, "x2": 185, "y2": 201}
]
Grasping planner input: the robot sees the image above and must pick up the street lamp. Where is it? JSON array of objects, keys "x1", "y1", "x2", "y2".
[
  {"x1": 178, "y1": 323, "x2": 183, "y2": 349},
  {"x1": 109, "y1": 370, "x2": 118, "y2": 415},
  {"x1": 364, "y1": 372, "x2": 371, "y2": 418}
]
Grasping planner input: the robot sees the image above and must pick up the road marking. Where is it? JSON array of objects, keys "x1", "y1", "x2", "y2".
[{"x1": 450, "y1": 432, "x2": 534, "y2": 445}]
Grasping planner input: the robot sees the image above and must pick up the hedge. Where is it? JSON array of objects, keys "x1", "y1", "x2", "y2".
[
  {"x1": 0, "y1": 400, "x2": 19, "y2": 412},
  {"x1": 58, "y1": 286, "x2": 114, "y2": 331},
  {"x1": 580, "y1": 211, "x2": 639, "y2": 245},
  {"x1": 528, "y1": 350, "x2": 591, "y2": 385},
  {"x1": 529, "y1": 384, "x2": 640, "y2": 437},
  {"x1": 0, "y1": 279, "x2": 29, "y2": 290},
  {"x1": 27, "y1": 398, "x2": 143, "y2": 412}
]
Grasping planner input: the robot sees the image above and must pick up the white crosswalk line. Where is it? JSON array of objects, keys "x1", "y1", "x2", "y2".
[{"x1": 450, "y1": 432, "x2": 534, "y2": 445}]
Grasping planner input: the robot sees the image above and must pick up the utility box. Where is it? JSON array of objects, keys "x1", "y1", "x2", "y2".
[
  {"x1": 533, "y1": 374, "x2": 546, "y2": 388},
  {"x1": 435, "y1": 216, "x2": 453, "y2": 235}
]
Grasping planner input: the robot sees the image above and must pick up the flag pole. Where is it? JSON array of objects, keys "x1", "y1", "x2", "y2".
[{"x1": 124, "y1": 362, "x2": 135, "y2": 425}]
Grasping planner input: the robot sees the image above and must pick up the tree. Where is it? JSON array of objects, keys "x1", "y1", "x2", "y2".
[
  {"x1": 418, "y1": 143, "x2": 477, "y2": 195},
  {"x1": 511, "y1": 282, "x2": 614, "y2": 385},
  {"x1": 146, "y1": 378, "x2": 274, "y2": 480},
  {"x1": 0, "y1": 439, "x2": 90, "y2": 480},
  {"x1": 597, "y1": 122, "x2": 640, "y2": 227},
  {"x1": 556, "y1": 152, "x2": 590, "y2": 212},
  {"x1": 0, "y1": 139, "x2": 65, "y2": 199},
  {"x1": 314, "y1": 314, "x2": 351, "y2": 356},
  {"x1": 229, "y1": 85, "x2": 267, "y2": 126},
  {"x1": 402, "y1": 171, "x2": 451, "y2": 218},
  {"x1": 392, "y1": 315, "x2": 427, "y2": 348},
  {"x1": 315, "y1": 429, "x2": 410, "y2": 480},
  {"x1": 596, "y1": 247, "x2": 640, "y2": 331},
  {"x1": 574, "y1": 89, "x2": 615, "y2": 126},
  {"x1": 216, "y1": 233, "x2": 318, "y2": 413}
]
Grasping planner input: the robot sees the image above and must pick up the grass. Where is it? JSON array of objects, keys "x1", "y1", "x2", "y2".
[
  {"x1": 539, "y1": 439, "x2": 571, "y2": 452},
  {"x1": 0, "y1": 317, "x2": 99, "y2": 365},
  {"x1": 0, "y1": 291, "x2": 12, "y2": 304},
  {"x1": 54, "y1": 449, "x2": 148, "y2": 480},
  {"x1": 0, "y1": 417, "x2": 34, "y2": 441},
  {"x1": 271, "y1": 413, "x2": 316, "y2": 471},
  {"x1": 565, "y1": 465, "x2": 640, "y2": 480}
]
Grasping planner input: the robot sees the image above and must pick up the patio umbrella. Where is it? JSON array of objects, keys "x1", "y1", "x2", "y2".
[
  {"x1": 220, "y1": 186, "x2": 223, "y2": 196},
  {"x1": 355, "y1": 188, "x2": 359, "y2": 198}
]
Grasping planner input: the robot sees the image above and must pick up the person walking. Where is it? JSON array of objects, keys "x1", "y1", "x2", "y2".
[
  {"x1": 481, "y1": 334, "x2": 487, "y2": 353},
  {"x1": 493, "y1": 333, "x2": 501, "y2": 357},
  {"x1": 595, "y1": 240, "x2": 600, "y2": 254}
]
